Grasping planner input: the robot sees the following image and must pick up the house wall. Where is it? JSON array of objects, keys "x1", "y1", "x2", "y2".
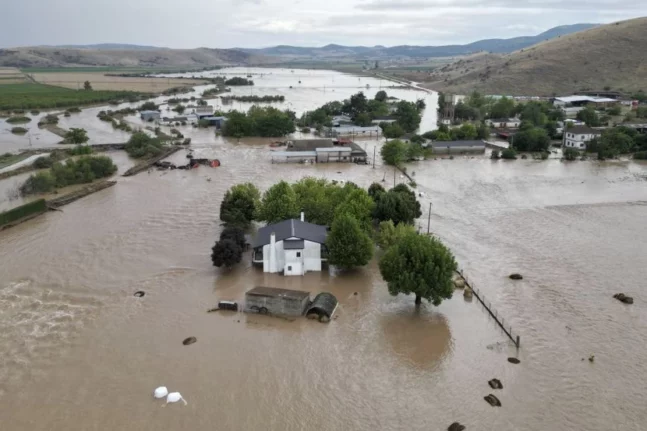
[
  {"x1": 303, "y1": 240, "x2": 322, "y2": 272},
  {"x1": 263, "y1": 239, "x2": 321, "y2": 275},
  {"x1": 564, "y1": 133, "x2": 597, "y2": 149}
]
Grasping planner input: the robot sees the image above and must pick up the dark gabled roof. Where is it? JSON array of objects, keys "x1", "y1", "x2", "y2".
[
  {"x1": 431, "y1": 140, "x2": 486, "y2": 148},
  {"x1": 284, "y1": 239, "x2": 305, "y2": 250},
  {"x1": 252, "y1": 219, "x2": 327, "y2": 248},
  {"x1": 567, "y1": 126, "x2": 602, "y2": 135},
  {"x1": 246, "y1": 286, "x2": 311, "y2": 300}
]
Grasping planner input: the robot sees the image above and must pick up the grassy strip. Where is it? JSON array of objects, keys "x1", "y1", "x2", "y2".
[
  {"x1": 0, "y1": 83, "x2": 144, "y2": 110},
  {"x1": 0, "y1": 199, "x2": 47, "y2": 228},
  {"x1": 0, "y1": 152, "x2": 32, "y2": 169}
]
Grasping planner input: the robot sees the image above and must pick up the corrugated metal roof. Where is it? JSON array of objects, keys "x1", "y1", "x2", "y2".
[
  {"x1": 246, "y1": 286, "x2": 311, "y2": 300},
  {"x1": 271, "y1": 151, "x2": 317, "y2": 157},
  {"x1": 253, "y1": 219, "x2": 327, "y2": 248},
  {"x1": 315, "y1": 147, "x2": 352, "y2": 153}
]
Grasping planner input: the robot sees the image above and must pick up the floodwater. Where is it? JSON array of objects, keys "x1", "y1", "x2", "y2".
[{"x1": 1, "y1": 69, "x2": 647, "y2": 431}]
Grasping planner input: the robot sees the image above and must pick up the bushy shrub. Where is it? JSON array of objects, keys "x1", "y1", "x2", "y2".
[{"x1": 501, "y1": 148, "x2": 517, "y2": 159}]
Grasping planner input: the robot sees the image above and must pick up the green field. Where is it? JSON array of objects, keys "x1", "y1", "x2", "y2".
[{"x1": 0, "y1": 83, "x2": 143, "y2": 110}]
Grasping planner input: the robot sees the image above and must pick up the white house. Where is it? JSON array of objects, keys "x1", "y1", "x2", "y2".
[
  {"x1": 563, "y1": 125, "x2": 602, "y2": 149},
  {"x1": 487, "y1": 118, "x2": 521, "y2": 129},
  {"x1": 252, "y1": 213, "x2": 328, "y2": 276}
]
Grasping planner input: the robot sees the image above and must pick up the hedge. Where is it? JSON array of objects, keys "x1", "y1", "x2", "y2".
[{"x1": 0, "y1": 199, "x2": 47, "y2": 227}]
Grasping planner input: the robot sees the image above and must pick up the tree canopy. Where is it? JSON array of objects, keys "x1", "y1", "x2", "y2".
[
  {"x1": 379, "y1": 232, "x2": 457, "y2": 305},
  {"x1": 125, "y1": 131, "x2": 164, "y2": 158},
  {"x1": 576, "y1": 106, "x2": 602, "y2": 127},
  {"x1": 83, "y1": 81, "x2": 93, "y2": 91},
  {"x1": 211, "y1": 239, "x2": 243, "y2": 269},
  {"x1": 257, "y1": 180, "x2": 300, "y2": 224},
  {"x1": 65, "y1": 128, "x2": 89, "y2": 144},
  {"x1": 220, "y1": 226, "x2": 246, "y2": 249},
  {"x1": 222, "y1": 106, "x2": 295, "y2": 138},
  {"x1": 374, "y1": 184, "x2": 422, "y2": 225},
  {"x1": 375, "y1": 90, "x2": 387, "y2": 102},
  {"x1": 512, "y1": 127, "x2": 550, "y2": 152},
  {"x1": 335, "y1": 188, "x2": 375, "y2": 233},
  {"x1": 220, "y1": 183, "x2": 261, "y2": 227},
  {"x1": 326, "y1": 213, "x2": 374, "y2": 269},
  {"x1": 376, "y1": 220, "x2": 416, "y2": 249},
  {"x1": 381, "y1": 139, "x2": 409, "y2": 166}
]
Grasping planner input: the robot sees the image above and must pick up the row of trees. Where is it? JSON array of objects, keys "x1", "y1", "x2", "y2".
[
  {"x1": 225, "y1": 77, "x2": 254, "y2": 86},
  {"x1": 422, "y1": 123, "x2": 489, "y2": 142},
  {"x1": 20, "y1": 156, "x2": 117, "y2": 195},
  {"x1": 380, "y1": 139, "x2": 426, "y2": 165},
  {"x1": 222, "y1": 106, "x2": 296, "y2": 138},
  {"x1": 125, "y1": 131, "x2": 165, "y2": 158},
  {"x1": 586, "y1": 126, "x2": 647, "y2": 160}
]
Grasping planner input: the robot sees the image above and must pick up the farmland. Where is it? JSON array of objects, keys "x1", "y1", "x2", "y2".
[
  {"x1": 30, "y1": 71, "x2": 208, "y2": 92},
  {"x1": 0, "y1": 83, "x2": 142, "y2": 111}
]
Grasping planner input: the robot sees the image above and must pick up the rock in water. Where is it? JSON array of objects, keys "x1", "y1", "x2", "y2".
[
  {"x1": 154, "y1": 386, "x2": 168, "y2": 399},
  {"x1": 182, "y1": 336, "x2": 197, "y2": 346},
  {"x1": 448, "y1": 422, "x2": 466, "y2": 431},
  {"x1": 488, "y1": 378, "x2": 503, "y2": 389},
  {"x1": 613, "y1": 293, "x2": 634, "y2": 304},
  {"x1": 508, "y1": 357, "x2": 520, "y2": 364},
  {"x1": 484, "y1": 394, "x2": 502, "y2": 407},
  {"x1": 509, "y1": 273, "x2": 523, "y2": 280}
]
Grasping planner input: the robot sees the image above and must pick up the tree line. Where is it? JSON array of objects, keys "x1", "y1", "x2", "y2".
[
  {"x1": 222, "y1": 106, "x2": 296, "y2": 138},
  {"x1": 212, "y1": 178, "x2": 457, "y2": 307}
]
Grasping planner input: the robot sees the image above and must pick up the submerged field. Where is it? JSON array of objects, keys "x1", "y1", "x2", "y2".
[
  {"x1": 0, "y1": 83, "x2": 142, "y2": 110},
  {"x1": 31, "y1": 71, "x2": 209, "y2": 92}
]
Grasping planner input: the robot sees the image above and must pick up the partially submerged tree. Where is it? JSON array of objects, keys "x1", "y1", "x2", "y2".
[
  {"x1": 211, "y1": 239, "x2": 243, "y2": 269},
  {"x1": 65, "y1": 128, "x2": 89, "y2": 144},
  {"x1": 335, "y1": 188, "x2": 375, "y2": 233},
  {"x1": 220, "y1": 183, "x2": 260, "y2": 227},
  {"x1": 374, "y1": 185, "x2": 422, "y2": 226},
  {"x1": 83, "y1": 80, "x2": 93, "y2": 91},
  {"x1": 326, "y1": 213, "x2": 373, "y2": 269},
  {"x1": 220, "y1": 226, "x2": 247, "y2": 249},
  {"x1": 381, "y1": 139, "x2": 408, "y2": 166},
  {"x1": 257, "y1": 180, "x2": 299, "y2": 224},
  {"x1": 368, "y1": 182, "x2": 386, "y2": 202},
  {"x1": 377, "y1": 220, "x2": 417, "y2": 249},
  {"x1": 379, "y1": 233, "x2": 457, "y2": 305}
]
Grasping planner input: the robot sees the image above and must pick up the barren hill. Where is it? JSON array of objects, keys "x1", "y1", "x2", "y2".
[
  {"x1": 427, "y1": 17, "x2": 647, "y2": 96},
  {"x1": 0, "y1": 46, "x2": 259, "y2": 68}
]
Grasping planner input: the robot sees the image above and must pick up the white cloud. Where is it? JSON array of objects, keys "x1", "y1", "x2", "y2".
[{"x1": 0, "y1": 0, "x2": 645, "y2": 48}]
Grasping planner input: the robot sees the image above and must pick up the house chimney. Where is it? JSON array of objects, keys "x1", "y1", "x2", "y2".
[
  {"x1": 300, "y1": 212, "x2": 305, "y2": 222},
  {"x1": 269, "y1": 232, "x2": 277, "y2": 273}
]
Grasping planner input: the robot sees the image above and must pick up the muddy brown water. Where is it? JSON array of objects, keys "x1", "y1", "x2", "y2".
[{"x1": 1, "y1": 69, "x2": 647, "y2": 430}]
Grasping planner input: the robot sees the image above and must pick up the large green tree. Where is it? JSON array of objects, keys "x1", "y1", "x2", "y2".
[
  {"x1": 576, "y1": 106, "x2": 601, "y2": 127},
  {"x1": 488, "y1": 96, "x2": 516, "y2": 119},
  {"x1": 335, "y1": 188, "x2": 375, "y2": 233},
  {"x1": 381, "y1": 139, "x2": 408, "y2": 165},
  {"x1": 211, "y1": 239, "x2": 243, "y2": 269},
  {"x1": 374, "y1": 185, "x2": 422, "y2": 226},
  {"x1": 65, "y1": 128, "x2": 89, "y2": 144},
  {"x1": 512, "y1": 127, "x2": 550, "y2": 152},
  {"x1": 326, "y1": 213, "x2": 374, "y2": 269},
  {"x1": 220, "y1": 183, "x2": 261, "y2": 227},
  {"x1": 375, "y1": 90, "x2": 388, "y2": 102},
  {"x1": 394, "y1": 101, "x2": 422, "y2": 132},
  {"x1": 520, "y1": 102, "x2": 548, "y2": 126},
  {"x1": 257, "y1": 181, "x2": 299, "y2": 224},
  {"x1": 292, "y1": 177, "x2": 336, "y2": 225},
  {"x1": 368, "y1": 182, "x2": 386, "y2": 202},
  {"x1": 376, "y1": 220, "x2": 417, "y2": 249},
  {"x1": 379, "y1": 233, "x2": 457, "y2": 305}
]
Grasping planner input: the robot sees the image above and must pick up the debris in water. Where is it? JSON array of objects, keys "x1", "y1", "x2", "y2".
[
  {"x1": 484, "y1": 394, "x2": 501, "y2": 407},
  {"x1": 508, "y1": 357, "x2": 520, "y2": 364},
  {"x1": 166, "y1": 392, "x2": 187, "y2": 405},
  {"x1": 182, "y1": 337, "x2": 197, "y2": 346},
  {"x1": 154, "y1": 386, "x2": 168, "y2": 399},
  {"x1": 613, "y1": 293, "x2": 634, "y2": 304},
  {"x1": 589, "y1": 354, "x2": 595, "y2": 363},
  {"x1": 509, "y1": 273, "x2": 523, "y2": 280},
  {"x1": 134, "y1": 291, "x2": 145, "y2": 298},
  {"x1": 488, "y1": 378, "x2": 503, "y2": 389},
  {"x1": 448, "y1": 422, "x2": 466, "y2": 431}
]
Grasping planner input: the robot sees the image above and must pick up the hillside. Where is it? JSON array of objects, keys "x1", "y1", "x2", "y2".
[
  {"x1": 0, "y1": 47, "x2": 258, "y2": 68},
  {"x1": 240, "y1": 24, "x2": 597, "y2": 59},
  {"x1": 427, "y1": 17, "x2": 647, "y2": 96}
]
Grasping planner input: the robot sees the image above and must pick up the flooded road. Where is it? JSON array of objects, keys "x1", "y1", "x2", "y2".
[{"x1": 1, "y1": 68, "x2": 647, "y2": 431}]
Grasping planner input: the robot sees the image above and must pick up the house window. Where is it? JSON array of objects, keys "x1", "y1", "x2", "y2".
[
  {"x1": 296, "y1": 252, "x2": 301, "y2": 258},
  {"x1": 287, "y1": 266, "x2": 292, "y2": 271}
]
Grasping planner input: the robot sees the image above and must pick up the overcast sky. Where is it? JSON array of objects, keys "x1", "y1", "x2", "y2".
[{"x1": 1, "y1": 0, "x2": 645, "y2": 48}]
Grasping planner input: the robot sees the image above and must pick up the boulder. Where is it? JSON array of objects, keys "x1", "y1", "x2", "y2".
[
  {"x1": 613, "y1": 293, "x2": 634, "y2": 304},
  {"x1": 448, "y1": 423, "x2": 466, "y2": 431},
  {"x1": 182, "y1": 336, "x2": 197, "y2": 346},
  {"x1": 488, "y1": 378, "x2": 503, "y2": 389},
  {"x1": 484, "y1": 394, "x2": 502, "y2": 407},
  {"x1": 508, "y1": 357, "x2": 520, "y2": 364},
  {"x1": 509, "y1": 273, "x2": 523, "y2": 280}
]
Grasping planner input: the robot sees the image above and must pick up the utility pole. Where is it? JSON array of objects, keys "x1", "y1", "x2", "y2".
[
  {"x1": 373, "y1": 147, "x2": 376, "y2": 168},
  {"x1": 427, "y1": 202, "x2": 432, "y2": 234}
]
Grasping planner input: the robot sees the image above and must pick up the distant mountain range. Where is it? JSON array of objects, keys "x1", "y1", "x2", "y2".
[
  {"x1": 238, "y1": 24, "x2": 598, "y2": 58},
  {"x1": 52, "y1": 43, "x2": 166, "y2": 51}
]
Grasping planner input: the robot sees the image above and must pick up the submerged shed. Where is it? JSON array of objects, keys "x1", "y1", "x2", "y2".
[
  {"x1": 245, "y1": 286, "x2": 311, "y2": 316},
  {"x1": 305, "y1": 292, "x2": 338, "y2": 323}
]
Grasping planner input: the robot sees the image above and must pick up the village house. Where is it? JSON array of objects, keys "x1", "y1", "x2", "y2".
[
  {"x1": 252, "y1": 213, "x2": 328, "y2": 276},
  {"x1": 431, "y1": 140, "x2": 486, "y2": 154},
  {"x1": 563, "y1": 125, "x2": 602, "y2": 149},
  {"x1": 140, "y1": 110, "x2": 161, "y2": 122},
  {"x1": 487, "y1": 118, "x2": 521, "y2": 129}
]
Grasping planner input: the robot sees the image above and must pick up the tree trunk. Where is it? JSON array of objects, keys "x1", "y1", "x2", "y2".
[{"x1": 415, "y1": 294, "x2": 422, "y2": 305}]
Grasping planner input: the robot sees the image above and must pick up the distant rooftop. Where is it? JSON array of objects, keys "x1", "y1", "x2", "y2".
[
  {"x1": 246, "y1": 286, "x2": 311, "y2": 300},
  {"x1": 567, "y1": 126, "x2": 602, "y2": 135},
  {"x1": 431, "y1": 140, "x2": 486, "y2": 148}
]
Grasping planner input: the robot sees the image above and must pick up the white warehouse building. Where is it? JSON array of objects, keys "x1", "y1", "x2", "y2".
[{"x1": 252, "y1": 214, "x2": 328, "y2": 276}]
